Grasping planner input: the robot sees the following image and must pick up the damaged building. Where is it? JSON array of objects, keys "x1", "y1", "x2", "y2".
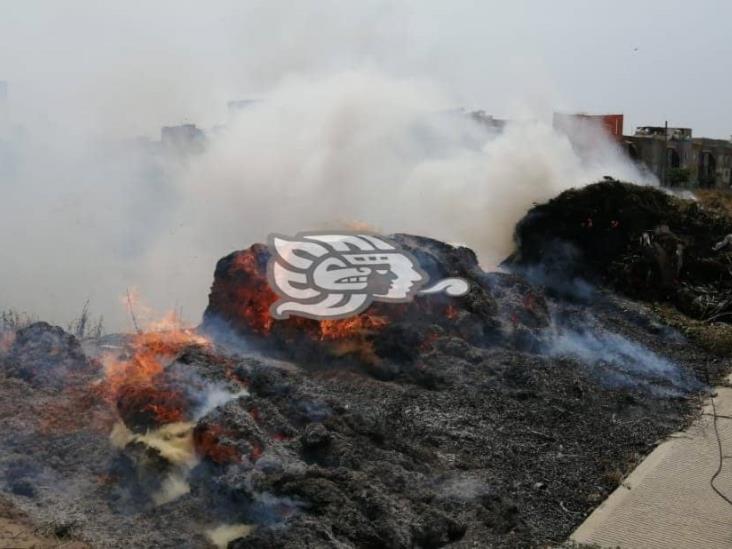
[
  {"x1": 554, "y1": 112, "x2": 625, "y2": 141},
  {"x1": 554, "y1": 112, "x2": 732, "y2": 188},
  {"x1": 625, "y1": 126, "x2": 732, "y2": 188}
]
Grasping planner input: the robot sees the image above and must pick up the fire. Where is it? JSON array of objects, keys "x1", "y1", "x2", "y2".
[
  {"x1": 319, "y1": 314, "x2": 389, "y2": 340},
  {"x1": 116, "y1": 383, "x2": 188, "y2": 429},
  {"x1": 227, "y1": 248, "x2": 392, "y2": 341},
  {"x1": 231, "y1": 250, "x2": 278, "y2": 334},
  {"x1": 193, "y1": 423, "x2": 242, "y2": 464},
  {"x1": 445, "y1": 304, "x2": 459, "y2": 320},
  {"x1": 98, "y1": 307, "x2": 211, "y2": 429}
]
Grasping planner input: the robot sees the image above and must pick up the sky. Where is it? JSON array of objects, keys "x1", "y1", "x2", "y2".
[{"x1": 1, "y1": 0, "x2": 731, "y2": 138}]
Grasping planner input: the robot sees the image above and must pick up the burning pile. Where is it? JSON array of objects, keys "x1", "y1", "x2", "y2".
[
  {"x1": 97, "y1": 315, "x2": 213, "y2": 432},
  {"x1": 203, "y1": 234, "x2": 512, "y2": 369},
  {"x1": 508, "y1": 179, "x2": 732, "y2": 322},
  {"x1": 0, "y1": 182, "x2": 729, "y2": 548}
]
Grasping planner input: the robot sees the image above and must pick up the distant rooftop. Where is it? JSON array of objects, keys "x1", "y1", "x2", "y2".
[{"x1": 635, "y1": 126, "x2": 692, "y2": 139}]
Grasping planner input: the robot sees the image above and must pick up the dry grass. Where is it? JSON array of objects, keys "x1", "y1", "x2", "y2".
[
  {"x1": 1, "y1": 302, "x2": 104, "y2": 340},
  {"x1": 651, "y1": 302, "x2": 732, "y2": 357},
  {"x1": 694, "y1": 188, "x2": 732, "y2": 219},
  {"x1": 66, "y1": 300, "x2": 104, "y2": 340},
  {"x1": 0, "y1": 310, "x2": 35, "y2": 331}
]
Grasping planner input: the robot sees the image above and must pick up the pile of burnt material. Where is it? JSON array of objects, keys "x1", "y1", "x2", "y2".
[
  {"x1": 0, "y1": 312, "x2": 717, "y2": 548},
  {"x1": 3, "y1": 322, "x2": 99, "y2": 389},
  {"x1": 202, "y1": 234, "x2": 550, "y2": 376},
  {"x1": 507, "y1": 179, "x2": 732, "y2": 321},
  {"x1": 0, "y1": 221, "x2": 728, "y2": 547}
]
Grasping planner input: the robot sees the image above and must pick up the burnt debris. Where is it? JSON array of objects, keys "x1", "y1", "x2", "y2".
[
  {"x1": 0, "y1": 181, "x2": 729, "y2": 547},
  {"x1": 507, "y1": 179, "x2": 732, "y2": 321}
]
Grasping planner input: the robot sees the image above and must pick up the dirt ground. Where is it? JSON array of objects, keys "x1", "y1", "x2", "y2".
[
  {"x1": 695, "y1": 188, "x2": 732, "y2": 219},
  {"x1": 0, "y1": 496, "x2": 87, "y2": 549}
]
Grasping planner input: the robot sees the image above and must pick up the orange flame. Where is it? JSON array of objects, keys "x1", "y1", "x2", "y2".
[
  {"x1": 228, "y1": 248, "x2": 392, "y2": 342},
  {"x1": 193, "y1": 423, "x2": 242, "y2": 465},
  {"x1": 445, "y1": 304, "x2": 459, "y2": 320},
  {"x1": 318, "y1": 314, "x2": 389, "y2": 340},
  {"x1": 98, "y1": 305, "x2": 211, "y2": 427},
  {"x1": 231, "y1": 251, "x2": 278, "y2": 334}
]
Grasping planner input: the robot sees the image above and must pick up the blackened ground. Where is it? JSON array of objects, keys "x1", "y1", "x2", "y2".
[
  {"x1": 0, "y1": 286, "x2": 724, "y2": 548},
  {"x1": 0, "y1": 219, "x2": 730, "y2": 547},
  {"x1": 223, "y1": 293, "x2": 720, "y2": 548}
]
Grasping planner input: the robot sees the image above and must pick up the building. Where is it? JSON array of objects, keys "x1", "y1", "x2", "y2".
[
  {"x1": 625, "y1": 126, "x2": 693, "y2": 186},
  {"x1": 553, "y1": 112, "x2": 624, "y2": 141},
  {"x1": 691, "y1": 137, "x2": 732, "y2": 187},
  {"x1": 625, "y1": 126, "x2": 732, "y2": 187},
  {"x1": 551, "y1": 112, "x2": 732, "y2": 188}
]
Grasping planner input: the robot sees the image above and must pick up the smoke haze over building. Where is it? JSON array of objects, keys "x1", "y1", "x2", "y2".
[{"x1": 0, "y1": 0, "x2": 729, "y2": 328}]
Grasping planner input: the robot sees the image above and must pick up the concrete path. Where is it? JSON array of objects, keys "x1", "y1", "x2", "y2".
[{"x1": 572, "y1": 376, "x2": 732, "y2": 548}]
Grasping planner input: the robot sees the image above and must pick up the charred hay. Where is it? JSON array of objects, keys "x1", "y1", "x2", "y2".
[
  {"x1": 508, "y1": 179, "x2": 732, "y2": 326},
  {"x1": 0, "y1": 190, "x2": 729, "y2": 547}
]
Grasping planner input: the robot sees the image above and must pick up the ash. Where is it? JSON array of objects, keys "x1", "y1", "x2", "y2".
[{"x1": 0, "y1": 182, "x2": 729, "y2": 548}]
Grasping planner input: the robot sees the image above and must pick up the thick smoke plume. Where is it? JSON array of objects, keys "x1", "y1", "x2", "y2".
[{"x1": 0, "y1": 70, "x2": 652, "y2": 328}]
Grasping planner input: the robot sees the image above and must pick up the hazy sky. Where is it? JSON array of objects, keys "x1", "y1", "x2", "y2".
[{"x1": 2, "y1": 0, "x2": 731, "y2": 138}]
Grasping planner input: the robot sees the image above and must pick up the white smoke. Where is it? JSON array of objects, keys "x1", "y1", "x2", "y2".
[
  {"x1": 0, "y1": 69, "x2": 653, "y2": 328},
  {"x1": 545, "y1": 314, "x2": 692, "y2": 395},
  {"x1": 154, "y1": 71, "x2": 652, "y2": 323}
]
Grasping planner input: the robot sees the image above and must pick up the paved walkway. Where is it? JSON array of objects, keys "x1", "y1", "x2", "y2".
[{"x1": 572, "y1": 377, "x2": 732, "y2": 548}]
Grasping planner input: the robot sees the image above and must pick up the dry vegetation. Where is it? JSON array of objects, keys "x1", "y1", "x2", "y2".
[
  {"x1": 694, "y1": 188, "x2": 732, "y2": 218},
  {"x1": 651, "y1": 302, "x2": 732, "y2": 357}
]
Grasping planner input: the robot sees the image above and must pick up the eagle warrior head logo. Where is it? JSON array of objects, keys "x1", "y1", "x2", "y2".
[{"x1": 266, "y1": 232, "x2": 470, "y2": 320}]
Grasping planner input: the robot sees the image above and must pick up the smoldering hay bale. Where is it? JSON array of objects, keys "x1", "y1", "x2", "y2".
[
  {"x1": 201, "y1": 233, "x2": 549, "y2": 365},
  {"x1": 507, "y1": 179, "x2": 732, "y2": 321},
  {"x1": 3, "y1": 322, "x2": 99, "y2": 389}
]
